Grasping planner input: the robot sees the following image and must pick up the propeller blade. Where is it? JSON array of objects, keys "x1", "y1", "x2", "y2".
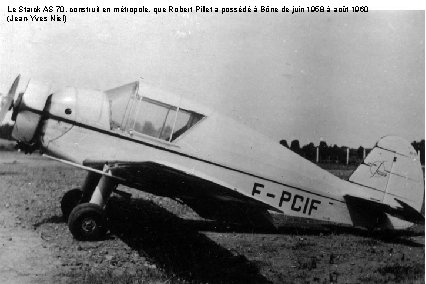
[{"x1": 0, "y1": 75, "x2": 20, "y2": 124}]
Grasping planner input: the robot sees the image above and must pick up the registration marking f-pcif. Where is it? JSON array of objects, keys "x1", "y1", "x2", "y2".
[{"x1": 252, "y1": 182, "x2": 321, "y2": 215}]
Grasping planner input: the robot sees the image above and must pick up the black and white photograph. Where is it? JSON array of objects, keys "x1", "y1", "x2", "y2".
[{"x1": 0, "y1": 1, "x2": 424, "y2": 283}]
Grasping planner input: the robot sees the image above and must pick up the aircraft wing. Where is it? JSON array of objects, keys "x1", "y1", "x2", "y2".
[
  {"x1": 344, "y1": 194, "x2": 424, "y2": 225},
  {"x1": 80, "y1": 159, "x2": 281, "y2": 226}
]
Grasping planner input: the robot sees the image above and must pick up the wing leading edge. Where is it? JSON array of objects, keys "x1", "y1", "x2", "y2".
[{"x1": 81, "y1": 159, "x2": 281, "y2": 227}]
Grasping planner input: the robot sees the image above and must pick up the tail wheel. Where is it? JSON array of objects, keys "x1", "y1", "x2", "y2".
[
  {"x1": 68, "y1": 203, "x2": 107, "y2": 241},
  {"x1": 61, "y1": 188, "x2": 83, "y2": 221}
]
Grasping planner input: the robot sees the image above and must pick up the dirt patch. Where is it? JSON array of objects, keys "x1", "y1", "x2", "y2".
[{"x1": 0, "y1": 209, "x2": 60, "y2": 283}]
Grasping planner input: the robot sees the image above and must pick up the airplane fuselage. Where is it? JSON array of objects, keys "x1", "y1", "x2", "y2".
[
  {"x1": 10, "y1": 79, "x2": 419, "y2": 231},
  {"x1": 39, "y1": 101, "x2": 366, "y2": 227}
]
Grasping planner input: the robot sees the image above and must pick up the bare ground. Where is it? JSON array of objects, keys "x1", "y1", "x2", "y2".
[{"x1": 0, "y1": 151, "x2": 424, "y2": 283}]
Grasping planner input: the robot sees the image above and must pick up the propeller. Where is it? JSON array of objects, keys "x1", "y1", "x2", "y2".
[{"x1": 0, "y1": 75, "x2": 20, "y2": 124}]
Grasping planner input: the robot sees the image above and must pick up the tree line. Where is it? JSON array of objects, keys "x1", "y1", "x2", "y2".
[{"x1": 280, "y1": 139, "x2": 425, "y2": 165}]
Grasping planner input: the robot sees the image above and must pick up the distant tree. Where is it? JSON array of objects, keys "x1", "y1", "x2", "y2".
[
  {"x1": 319, "y1": 141, "x2": 327, "y2": 148},
  {"x1": 330, "y1": 144, "x2": 341, "y2": 163},
  {"x1": 357, "y1": 146, "x2": 365, "y2": 161},
  {"x1": 319, "y1": 141, "x2": 329, "y2": 161},
  {"x1": 302, "y1": 142, "x2": 316, "y2": 161},
  {"x1": 290, "y1": 140, "x2": 300, "y2": 154},
  {"x1": 279, "y1": 139, "x2": 289, "y2": 148},
  {"x1": 141, "y1": 121, "x2": 158, "y2": 137},
  {"x1": 338, "y1": 146, "x2": 348, "y2": 164}
]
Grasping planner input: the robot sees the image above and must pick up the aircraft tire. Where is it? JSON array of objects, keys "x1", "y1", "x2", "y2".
[
  {"x1": 68, "y1": 203, "x2": 107, "y2": 241},
  {"x1": 61, "y1": 188, "x2": 83, "y2": 221}
]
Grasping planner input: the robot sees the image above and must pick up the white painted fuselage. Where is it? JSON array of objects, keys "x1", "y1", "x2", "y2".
[{"x1": 11, "y1": 79, "x2": 420, "y2": 229}]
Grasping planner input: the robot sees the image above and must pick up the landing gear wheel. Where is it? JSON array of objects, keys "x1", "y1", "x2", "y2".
[
  {"x1": 61, "y1": 188, "x2": 83, "y2": 221},
  {"x1": 68, "y1": 203, "x2": 107, "y2": 241}
]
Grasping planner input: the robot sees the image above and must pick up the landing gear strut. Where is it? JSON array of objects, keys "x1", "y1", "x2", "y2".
[{"x1": 66, "y1": 168, "x2": 117, "y2": 241}]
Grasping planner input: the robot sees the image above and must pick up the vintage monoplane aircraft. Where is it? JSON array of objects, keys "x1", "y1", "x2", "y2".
[{"x1": 0, "y1": 75, "x2": 424, "y2": 240}]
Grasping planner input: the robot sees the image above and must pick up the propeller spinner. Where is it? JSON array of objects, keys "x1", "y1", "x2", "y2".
[{"x1": 0, "y1": 75, "x2": 20, "y2": 124}]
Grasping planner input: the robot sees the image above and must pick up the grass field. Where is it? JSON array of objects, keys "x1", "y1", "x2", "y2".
[{"x1": 0, "y1": 151, "x2": 424, "y2": 283}]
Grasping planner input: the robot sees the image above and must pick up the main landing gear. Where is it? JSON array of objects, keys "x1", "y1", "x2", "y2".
[
  {"x1": 61, "y1": 188, "x2": 82, "y2": 220},
  {"x1": 60, "y1": 168, "x2": 117, "y2": 241}
]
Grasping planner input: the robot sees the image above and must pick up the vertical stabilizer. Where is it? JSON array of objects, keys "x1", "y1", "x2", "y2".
[{"x1": 349, "y1": 136, "x2": 424, "y2": 229}]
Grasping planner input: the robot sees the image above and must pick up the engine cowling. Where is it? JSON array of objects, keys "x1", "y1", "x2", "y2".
[{"x1": 12, "y1": 80, "x2": 51, "y2": 143}]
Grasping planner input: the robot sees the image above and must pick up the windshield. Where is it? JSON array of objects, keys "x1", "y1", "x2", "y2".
[
  {"x1": 105, "y1": 81, "x2": 139, "y2": 131},
  {"x1": 106, "y1": 81, "x2": 204, "y2": 142}
]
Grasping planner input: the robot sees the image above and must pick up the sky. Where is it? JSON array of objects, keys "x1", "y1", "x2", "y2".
[{"x1": 0, "y1": 6, "x2": 424, "y2": 148}]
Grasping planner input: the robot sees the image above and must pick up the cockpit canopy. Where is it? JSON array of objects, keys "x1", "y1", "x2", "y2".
[{"x1": 105, "y1": 81, "x2": 204, "y2": 142}]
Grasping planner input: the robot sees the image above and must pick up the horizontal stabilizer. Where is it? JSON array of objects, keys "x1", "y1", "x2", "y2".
[
  {"x1": 393, "y1": 198, "x2": 425, "y2": 224},
  {"x1": 344, "y1": 195, "x2": 424, "y2": 225}
]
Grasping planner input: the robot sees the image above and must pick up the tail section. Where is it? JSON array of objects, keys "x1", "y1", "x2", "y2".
[{"x1": 348, "y1": 136, "x2": 424, "y2": 229}]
